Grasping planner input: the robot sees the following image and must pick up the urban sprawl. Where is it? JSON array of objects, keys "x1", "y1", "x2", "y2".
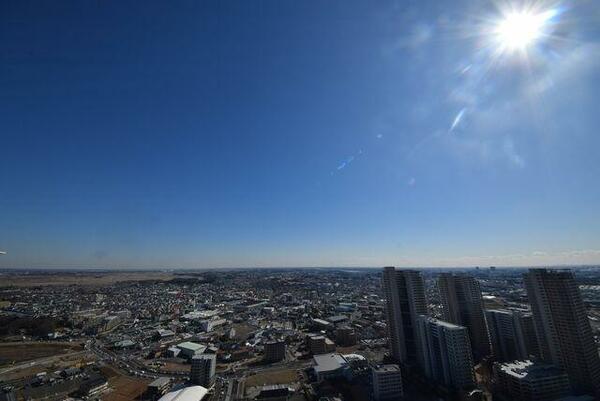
[{"x1": 1, "y1": 266, "x2": 599, "y2": 401}]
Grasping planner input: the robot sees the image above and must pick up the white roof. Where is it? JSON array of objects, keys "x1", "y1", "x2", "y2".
[
  {"x1": 158, "y1": 386, "x2": 208, "y2": 401},
  {"x1": 177, "y1": 342, "x2": 206, "y2": 352},
  {"x1": 313, "y1": 353, "x2": 348, "y2": 373},
  {"x1": 343, "y1": 353, "x2": 366, "y2": 361}
]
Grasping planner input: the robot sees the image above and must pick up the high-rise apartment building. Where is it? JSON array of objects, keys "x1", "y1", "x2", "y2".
[
  {"x1": 190, "y1": 354, "x2": 216, "y2": 387},
  {"x1": 382, "y1": 266, "x2": 428, "y2": 367},
  {"x1": 486, "y1": 309, "x2": 539, "y2": 362},
  {"x1": 524, "y1": 268, "x2": 600, "y2": 395},
  {"x1": 416, "y1": 316, "x2": 476, "y2": 390},
  {"x1": 438, "y1": 273, "x2": 491, "y2": 361},
  {"x1": 372, "y1": 364, "x2": 403, "y2": 401}
]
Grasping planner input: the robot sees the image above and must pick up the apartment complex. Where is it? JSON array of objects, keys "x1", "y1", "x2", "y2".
[
  {"x1": 416, "y1": 316, "x2": 475, "y2": 390},
  {"x1": 524, "y1": 269, "x2": 600, "y2": 395},
  {"x1": 486, "y1": 309, "x2": 539, "y2": 361},
  {"x1": 438, "y1": 273, "x2": 491, "y2": 361}
]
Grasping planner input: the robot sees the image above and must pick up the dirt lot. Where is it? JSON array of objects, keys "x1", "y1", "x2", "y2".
[
  {"x1": 161, "y1": 361, "x2": 190, "y2": 373},
  {"x1": 244, "y1": 369, "x2": 297, "y2": 387},
  {"x1": 0, "y1": 342, "x2": 83, "y2": 366},
  {"x1": 104, "y1": 375, "x2": 150, "y2": 401}
]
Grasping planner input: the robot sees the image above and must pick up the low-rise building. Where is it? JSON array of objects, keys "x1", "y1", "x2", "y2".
[
  {"x1": 311, "y1": 318, "x2": 333, "y2": 330},
  {"x1": 147, "y1": 377, "x2": 171, "y2": 400},
  {"x1": 313, "y1": 353, "x2": 349, "y2": 382},
  {"x1": 255, "y1": 385, "x2": 295, "y2": 401},
  {"x1": 200, "y1": 319, "x2": 227, "y2": 332},
  {"x1": 326, "y1": 315, "x2": 349, "y2": 326},
  {"x1": 492, "y1": 360, "x2": 571, "y2": 401},
  {"x1": 76, "y1": 374, "x2": 108, "y2": 398},
  {"x1": 156, "y1": 329, "x2": 176, "y2": 339},
  {"x1": 308, "y1": 334, "x2": 336, "y2": 355},
  {"x1": 335, "y1": 326, "x2": 357, "y2": 346},
  {"x1": 372, "y1": 365, "x2": 403, "y2": 401},
  {"x1": 177, "y1": 342, "x2": 206, "y2": 360},
  {"x1": 158, "y1": 386, "x2": 208, "y2": 401}
]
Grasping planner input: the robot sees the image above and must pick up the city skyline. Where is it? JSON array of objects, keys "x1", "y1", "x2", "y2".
[{"x1": 2, "y1": 0, "x2": 600, "y2": 269}]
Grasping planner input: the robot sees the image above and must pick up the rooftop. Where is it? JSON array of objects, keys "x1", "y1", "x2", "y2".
[
  {"x1": 419, "y1": 316, "x2": 464, "y2": 330},
  {"x1": 326, "y1": 315, "x2": 348, "y2": 323},
  {"x1": 373, "y1": 364, "x2": 401, "y2": 373},
  {"x1": 149, "y1": 377, "x2": 171, "y2": 387},
  {"x1": 313, "y1": 353, "x2": 348, "y2": 373},
  {"x1": 496, "y1": 360, "x2": 566, "y2": 380},
  {"x1": 158, "y1": 386, "x2": 208, "y2": 401},
  {"x1": 177, "y1": 342, "x2": 205, "y2": 352}
]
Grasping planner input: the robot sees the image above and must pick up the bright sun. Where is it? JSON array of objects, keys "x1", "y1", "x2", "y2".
[{"x1": 494, "y1": 9, "x2": 556, "y2": 52}]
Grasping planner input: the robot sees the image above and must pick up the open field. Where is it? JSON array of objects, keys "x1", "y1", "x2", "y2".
[
  {"x1": 161, "y1": 361, "x2": 190, "y2": 373},
  {"x1": 244, "y1": 368, "x2": 297, "y2": 387},
  {"x1": 0, "y1": 272, "x2": 176, "y2": 287},
  {"x1": 0, "y1": 342, "x2": 83, "y2": 366},
  {"x1": 231, "y1": 323, "x2": 258, "y2": 340}
]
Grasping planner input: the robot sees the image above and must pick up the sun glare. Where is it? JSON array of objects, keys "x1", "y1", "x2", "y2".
[{"x1": 494, "y1": 9, "x2": 556, "y2": 52}]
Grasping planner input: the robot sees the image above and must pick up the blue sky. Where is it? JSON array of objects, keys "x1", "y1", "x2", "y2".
[{"x1": 1, "y1": 0, "x2": 599, "y2": 268}]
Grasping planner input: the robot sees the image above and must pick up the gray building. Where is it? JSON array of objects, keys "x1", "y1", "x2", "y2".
[
  {"x1": 264, "y1": 340, "x2": 286, "y2": 363},
  {"x1": 524, "y1": 269, "x2": 600, "y2": 396},
  {"x1": 177, "y1": 341, "x2": 206, "y2": 360},
  {"x1": 492, "y1": 360, "x2": 571, "y2": 401},
  {"x1": 190, "y1": 354, "x2": 216, "y2": 387},
  {"x1": 416, "y1": 316, "x2": 475, "y2": 390},
  {"x1": 372, "y1": 364, "x2": 403, "y2": 401},
  {"x1": 382, "y1": 266, "x2": 427, "y2": 367},
  {"x1": 486, "y1": 309, "x2": 539, "y2": 362},
  {"x1": 147, "y1": 377, "x2": 171, "y2": 400},
  {"x1": 438, "y1": 273, "x2": 491, "y2": 361},
  {"x1": 336, "y1": 326, "x2": 357, "y2": 347}
]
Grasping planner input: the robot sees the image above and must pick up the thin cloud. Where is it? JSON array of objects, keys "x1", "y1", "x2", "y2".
[{"x1": 503, "y1": 138, "x2": 525, "y2": 168}]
